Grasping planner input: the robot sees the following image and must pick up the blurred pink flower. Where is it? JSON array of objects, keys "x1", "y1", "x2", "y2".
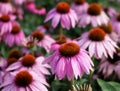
[
  {"x1": 77, "y1": 27, "x2": 118, "y2": 59},
  {"x1": 71, "y1": 0, "x2": 89, "y2": 16},
  {"x1": 50, "y1": 35, "x2": 67, "y2": 52},
  {"x1": 0, "y1": 33, "x2": 2, "y2": 42},
  {"x1": 1, "y1": 70, "x2": 48, "y2": 91},
  {"x1": 0, "y1": 57, "x2": 6, "y2": 85},
  {"x1": 98, "y1": 52, "x2": 120, "y2": 79},
  {"x1": 45, "y1": 42, "x2": 93, "y2": 80},
  {"x1": 7, "y1": 54, "x2": 50, "y2": 81},
  {"x1": 78, "y1": 3, "x2": 109, "y2": 28},
  {"x1": 21, "y1": 47, "x2": 30, "y2": 54},
  {"x1": 24, "y1": 1, "x2": 35, "y2": 12},
  {"x1": 4, "y1": 21, "x2": 25, "y2": 47},
  {"x1": 36, "y1": 24, "x2": 49, "y2": 33},
  {"x1": 111, "y1": 13, "x2": 120, "y2": 37},
  {"x1": 0, "y1": 0, "x2": 13, "y2": 14},
  {"x1": 0, "y1": 14, "x2": 16, "y2": 34},
  {"x1": 104, "y1": 7, "x2": 117, "y2": 18},
  {"x1": 12, "y1": 7, "x2": 24, "y2": 20},
  {"x1": 45, "y1": 2, "x2": 78, "y2": 30},
  {"x1": 32, "y1": 5, "x2": 46, "y2": 15},
  {"x1": 31, "y1": 30, "x2": 55, "y2": 53},
  {"x1": 13, "y1": 0, "x2": 26, "y2": 5},
  {"x1": 99, "y1": 23, "x2": 119, "y2": 42}
]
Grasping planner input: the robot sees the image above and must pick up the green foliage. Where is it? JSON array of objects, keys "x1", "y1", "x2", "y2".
[{"x1": 97, "y1": 78, "x2": 120, "y2": 91}]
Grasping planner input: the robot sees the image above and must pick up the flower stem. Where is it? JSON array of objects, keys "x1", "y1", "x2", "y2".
[
  {"x1": 59, "y1": 26, "x2": 64, "y2": 41},
  {"x1": 59, "y1": 27, "x2": 63, "y2": 36}
]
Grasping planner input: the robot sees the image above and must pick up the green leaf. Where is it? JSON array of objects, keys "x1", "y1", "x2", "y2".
[
  {"x1": 97, "y1": 78, "x2": 118, "y2": 91},
  {"x1": 108, "y1": 82, "x2": 120, "y2": 91}
]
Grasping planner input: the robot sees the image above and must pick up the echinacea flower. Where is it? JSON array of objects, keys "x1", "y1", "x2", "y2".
[
  {"x1": 71, "y1": 0, "x2": 89, "y2": 16},
  {"x1": 8, "y1": 49, "x2": 22, "y2": 59},
  {"x1": 50, "y1": 35, "x2": 67, "y2": 52},
  {"x1": 0, "y1": 14, "x2": 16, "y2": 34},
  {"x1": 32, "y1": 5, "x2": 46, "y2": 15},
  {"x1": 6, "y1": 49, "x2": 23, "y2": 67},
  {"x1": 24, "y1": 1, "x2": 35, "y2": 12},
  {"x1": 13, "y1": 0, "x2": 26, "y2": 5},
  {"x1": 44, "y1": 2, "x2": 78, "y2": 30},
  {"x1": 1, "y1": 70, "x2": 48, "y2": 91},
  {"x1": 77, "y1": 27, "x2": 118, "y2": 59},
  {"x1": 31, "y1": 30, "x2": 55, "y2": 53},
  {"x1": 111, "y1": 13, "x2": 120, "y2": 37},
  {"x1": 7, "y1": 54, "x2": 50, "y2": 79},
  {"x1": 0, "y1": 0, "x2": 13, "y2": 14},
  {"x1": 99, "y1": 23, "x2": 119, "y2": 42},
  {"x1": 45, "y1": 42, "x2": 93, "y2": 80},
  {"x1": 78, "y1": 3, "x2": 109, "y2": 28},
  {"x1": 36, "y1": 24, "x2": 49, "y2": 33},
  {"x1": 0, "y1": 57, "x2": 6, "y2": 84},
  {"x1": 98, "y1": 51, "x2": 120, "y2": 79},
  {"x1": 12, "y1": 7, "x2": 24, "y2": 20},
  {"x1": 4, "y1": 21, "x2": 25, "y2": 47},
  {"x1": 104, "y1": 6, "x2": 117, "y2": 18}
]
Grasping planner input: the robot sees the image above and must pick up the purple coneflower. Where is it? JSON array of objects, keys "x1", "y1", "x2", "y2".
[
  {"x1": 104, "y1": 6, "x2": 117, "y2": 18},
  {"x1": 78, "y1": 3, "x2": 109, "y2": 28},
  {"x1": 45, "y1": 2, "x2": 78, "y2": 30},
  {"x1": 77, "y1": 27, "x2": 118, "y2": 59},
  {"x1": 32, "y1": 5, "x2": 46, "y2": 15},
  {"x1": 4, "y1": 21, "x2": 25, "y2": 47},
  {"x1": 45, "y1": 42, "x2": 93, "y2": 80},
  {"x1": 31, "y1": 30, "x2": 55, "y2": 53},
  {"x1": 71, "y1": 0, "x2": 89, "y2": 16},
  {"x1": 36, "y1": 24, "x2": 49, "y2": 33},
  {"x1": 50, "y1": 35, "x2": 67, "y2": 52},
  {"x1": 24, "y1": 1, "x2": 35, "y2": 12},
  {"x1": 98, "y1": 50, "x2": 120, "y2": 79},
  {"x1": 13, "y1": 0, "x2": 26, "y2": 5},
  {"x1": 0, "y1": 0, "x2": 13, "y2": 14},
  {"x1": 111, "y1": 13, "x2": 120, "y2": 37},
  {"x1": 0, "y1": 14, "x2": 16, "y2": 34},
  {"x1": 1, "y1": 70, "x2": 48, "y2": 91},
  {"x1": 7, "y1": 54, "x2": 50, "y2": 80},
  {"x1": 0, "y1": 56, "x2": 6, "y2": 84},
  {"x1": 99, "y1": 23, "x2": 119, "y2": 42},
  {"x1": 12, "y1": 7, "x2": 24, "y2": 20}
]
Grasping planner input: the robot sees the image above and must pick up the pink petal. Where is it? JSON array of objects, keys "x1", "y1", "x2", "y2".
[
  {"x1": 52, "y1": 13, "x2": 61, "y2": 28},
  {"x1": 56, "y1": 57, "x2": 66, "y2": 80}
]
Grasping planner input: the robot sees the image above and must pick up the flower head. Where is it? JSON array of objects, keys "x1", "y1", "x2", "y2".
[
  {"x1": 0, "y1": 14, "x2": 16, "y2": 34},
  {"x1": 8, "y1": 49, "x2": 22, "y2": 59},
  {"x1": 31, "y1": 30, "x2": 55, "y2": 53},
  {"x1": 77, "y1": 27, "x2": 118, "y2": 59},
  {"x1": 45, "y1": 2, "x2": 78, "y2": 30},
  {"x1": 45, "y1": 42, "x2": 93, "y2": 80},
  {"x1": 1, "y1": 70, "x2": 48, "y2": 91},
  {"x1": 104, "y1": 6, "x2": 117, "y2": 18},
  {"x1": 7, "y1": 54, "x2": 50, "y2": 79},
  {"x1": 32, "y1": 5, "x2": 46, "y2": 15},
  {"x1": 98, "y1": 50, "x2": 120, "y2": 79},
  {"x1": 3, "y1": 21, "x2": 25, "y2": 47},
  {"x1": 71, "y1": 0, "x2": 89, "y2": 16},
  {"x1": 0, "y1": 0, "x2": 13, "y2": 14},
  {"x1": 78, "y1": 3, "x2": 109, "y2": 28},
  {"x1": 111, "y1": 13, "x2": 120, "y2": 39},
  {"x1": 13, "y1": 0, "x2": 26, "y2": 5},
  {"x1": 99, "y1": 23, "x2": 119, "y2": 42}
]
